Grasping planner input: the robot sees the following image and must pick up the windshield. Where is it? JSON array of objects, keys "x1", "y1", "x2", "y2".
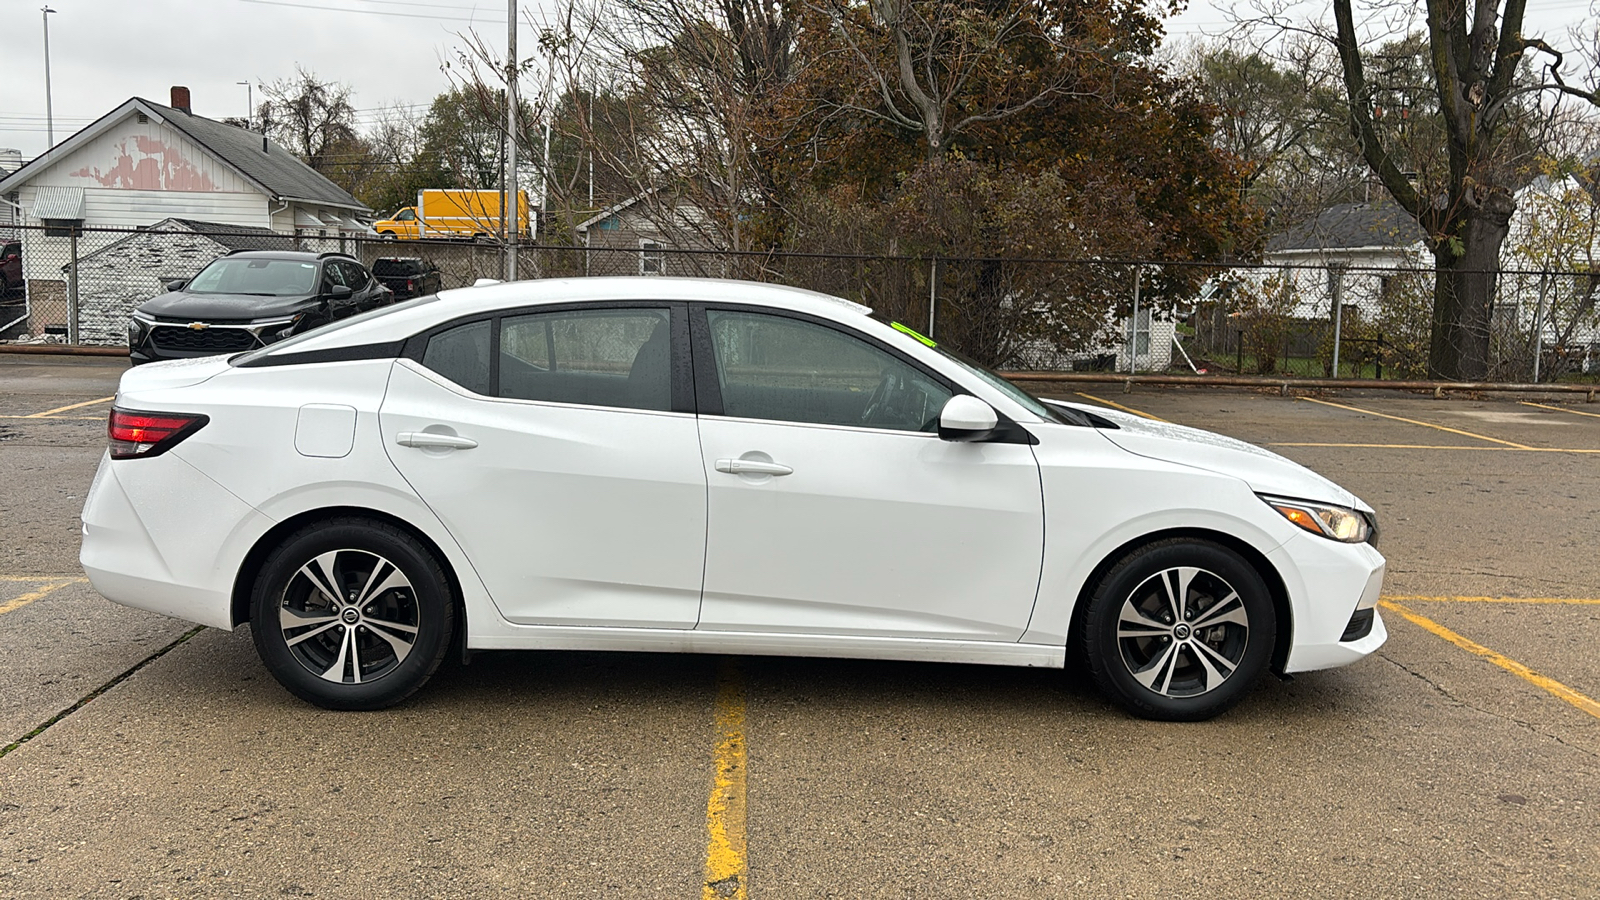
[
  {"x1": 884, "y1": 322, "x2": 1070, "y2": 425},
  {"x1": 187, "y1": 258, "x2": 318, "y2": 296}
]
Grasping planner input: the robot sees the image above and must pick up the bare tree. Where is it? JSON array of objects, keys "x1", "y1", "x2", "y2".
[
  {"x1": 259, "y1": 67, "x2": 363, "y2": 179},
  {"x1": 1325, "y1": 0, "x2": 1600, "y2": 378},
  {"x1": 815, "y1": 0, "x2": 1104, "y2": 162}
]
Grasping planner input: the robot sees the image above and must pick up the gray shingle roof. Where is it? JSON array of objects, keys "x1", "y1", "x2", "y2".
[
  {"x1": 1266, "y1": 201, "x2": 1426, "y2": 253},
  {"x1": 166, "y1": 218, "x2": 295, "y2": 251},
  {"x1": 73, "y1": 217, "x2": 294, "y2": 264},
  {"x1": 137, "y1": 98, "x2": 369, "y2": 212}
]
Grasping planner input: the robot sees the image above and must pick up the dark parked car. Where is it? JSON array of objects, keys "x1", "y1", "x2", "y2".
[
  {"x1": 1, "y1": 241, "x2": 20, "y2": 297},
  {"x1": 129, "y1": 251, "x2": 391, "y2": 365},
  {"x1": 371, "y1": 256, "x2": 441, "y2": 300}
]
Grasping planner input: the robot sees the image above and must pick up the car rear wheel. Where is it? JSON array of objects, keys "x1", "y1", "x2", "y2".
[
  {"x1": 1083, "y1": 539, "x2": 1275, "y2": 721},
  {"x1": 250, "y1": 518, "x2": 454, "y2": 710}
]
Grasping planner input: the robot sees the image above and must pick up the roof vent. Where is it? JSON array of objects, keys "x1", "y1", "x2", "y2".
[
  {"x1": 170, "y1": 86, "x2": 191, "y2": 114},
  {"x1": 137, "y1": 112, "x2": 149, "y2": 125}
]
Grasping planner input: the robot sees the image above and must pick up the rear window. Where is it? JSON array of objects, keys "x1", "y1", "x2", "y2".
[{"x1": 373, "y1": 259, "x2": 424, "y2": 276}]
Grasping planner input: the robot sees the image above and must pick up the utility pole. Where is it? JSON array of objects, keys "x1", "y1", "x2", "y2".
[
  {"x1": 42, "y1": 6, "x2": 57, "y2": 149},
  {"x1": 505, "y1": 0, "x2": 519, "y2": 281},
  {"x1": 237, "y1": 81, "x2": 253, "y2": 130}
]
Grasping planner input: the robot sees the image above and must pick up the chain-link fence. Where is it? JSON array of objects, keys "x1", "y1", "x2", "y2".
[{"x1": 5, "y1": 223, "x2": 1598, "y2": 381}]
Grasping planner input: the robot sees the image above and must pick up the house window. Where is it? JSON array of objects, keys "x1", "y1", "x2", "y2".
[
  {"x1": 42, "y1": 218, "x2": 82, "y2": 238},
  {"x1": 639, "y1": 240, "x2": 664, "y2": 276},
  {"x1": 598, "y1": 216, "x2": 619, "y2": 231}
]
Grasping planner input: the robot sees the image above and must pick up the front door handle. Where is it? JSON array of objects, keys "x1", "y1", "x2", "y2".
[
  {"x1": 715, "y1": 458, "x2": 793, "y2": 476},
  {"x1": 396, "y1": 432, "x2": 478, "y2": 450}
]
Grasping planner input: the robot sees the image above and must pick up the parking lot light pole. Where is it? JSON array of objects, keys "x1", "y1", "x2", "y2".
[
  {"x1": 505, "y1": 0, "x2": 519, "y2": 282},
  {"x1": 42, "y1": 6, "x2": 57, "y2": 149}
]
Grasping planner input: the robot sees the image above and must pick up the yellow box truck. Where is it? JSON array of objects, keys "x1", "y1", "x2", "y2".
[{"x1": 374, "y1": 190, "x2": 531, "y2": 240}]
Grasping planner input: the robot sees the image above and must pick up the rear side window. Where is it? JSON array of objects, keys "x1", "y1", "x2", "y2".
[
  {"x1": 373, "y1": 259, "x2": 422, "y2": 276},
  {"x1": 416, "y1": 307, "x2": 674, "y2": 412},
  {"x1": 500, "y1": 308, "x2": 672, "y2": 411},
  {"x1": 421, "y1": 320, "x2": 491, "y2": 394}
]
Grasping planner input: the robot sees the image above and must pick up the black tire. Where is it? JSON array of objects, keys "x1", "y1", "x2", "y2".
[
  {"x1": 379, "y1": 231, "x2": 397, "y2": 241},
  {"x1": 250, "y1": 517, "x2": 455, "y2": 710},
  {"x1": 1083, "y1": 539, "x2": 1275, "y2": 722}
]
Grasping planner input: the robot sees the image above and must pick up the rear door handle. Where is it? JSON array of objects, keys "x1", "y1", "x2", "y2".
[
  {"x1": 715, "y1": 458, "x2": 792, "y2": 476},
  {"x1": 396, "y1": 432, "x2": 478, "y2": 450}
]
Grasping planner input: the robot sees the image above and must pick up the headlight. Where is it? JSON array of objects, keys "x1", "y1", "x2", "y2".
[
  {"x1": 129, "y1": 311, "x2": 154, "y2": 343},
  {"x1": 1260, "y1": 495, "x2": 1372, "y2": 543}
]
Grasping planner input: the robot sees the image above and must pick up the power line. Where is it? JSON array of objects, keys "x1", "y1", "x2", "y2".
[{"x1": 232, "y1": 0, "x2": 506, "y2": 23}]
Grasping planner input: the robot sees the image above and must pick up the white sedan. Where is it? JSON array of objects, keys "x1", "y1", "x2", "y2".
[{"x1": 81, "y1": 278, "x2": 1386, "y2": 720}]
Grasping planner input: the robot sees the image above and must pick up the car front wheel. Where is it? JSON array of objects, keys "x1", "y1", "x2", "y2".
[
  {"x1": 250, "y1": 518, "x2": 454, "y2": 710},
  {"x1": 1083, "y1": 539, "x2": 1276, "y2": 722}
]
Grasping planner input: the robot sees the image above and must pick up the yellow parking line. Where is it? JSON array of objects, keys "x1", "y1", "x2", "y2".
[
  {"x1": 1299, "y1": 396, "x2": 1533, "y2": 449},
  {"x1": 0, "y1": 414, "x2": 107, "y2": 421},
  {"x1": 1269, "y1": 442, "x2": 1503, "y2": 450},
  {"x1": 0, "y1": 575, "x2": 87, "y2": 581},
  {"x1": 703, "y1": 658, "x2": 748, "y2": 900},
  {"x1": 1520, "y1": 400, "x2": 1600, "y2": 420},
  {"x1": 1073, "y1": 392, "x2": 1169, "y2": 422},
  {"x1": 1268, "y1": 442, "x2": 1600, "y2": 453},
  {"x1": 25, "y1": 396, "x2": 115, "y2": 418},
  {"x1": 1380, "y1": 600, "x2": 1600, "y2": 720},
  {"x1": 1384, "y1": 594, "x2": 1600, "y2": 605},
  {"x1": 0, "y1": 578, "x2": 82, "y2": 616}
]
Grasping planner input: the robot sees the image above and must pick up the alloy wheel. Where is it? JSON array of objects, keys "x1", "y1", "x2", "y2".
[
  {"x1": 1115, "y1": 565, "x2": 1251, "y2": 698},
  {"x1": 277, "y1": 549, "x2": 419, "y2": 684}
]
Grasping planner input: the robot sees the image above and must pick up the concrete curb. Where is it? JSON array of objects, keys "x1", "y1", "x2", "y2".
[
  {"x1": 0, "y1": 343, "x2": 129, "y2": 357},
  {"x1": 999, "y1": 371, "x2": 1600, "y2": 401}
]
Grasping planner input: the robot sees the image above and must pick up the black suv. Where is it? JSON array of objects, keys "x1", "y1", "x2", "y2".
[
  {"x1": 129, "y1": 251, "x2": 392, "y2": 365},
  {"x1": 371, "y1": 257, "x2": 442, "y2": 299}
]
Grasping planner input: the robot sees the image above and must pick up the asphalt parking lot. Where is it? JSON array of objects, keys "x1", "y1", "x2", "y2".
[{"x1": 2, "y1": 353, "x2": 1598, "y2": 898}]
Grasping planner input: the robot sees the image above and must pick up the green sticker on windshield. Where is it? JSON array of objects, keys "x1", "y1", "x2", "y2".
[{"x1": 891, "y1": 321, "x2": 937, "y2": 347}]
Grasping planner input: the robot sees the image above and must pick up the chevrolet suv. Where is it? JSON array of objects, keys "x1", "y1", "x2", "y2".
[{"x1": 128, "y1": 251, "x2": 391, "y2": 365}]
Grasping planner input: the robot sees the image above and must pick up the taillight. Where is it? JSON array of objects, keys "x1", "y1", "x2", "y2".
[
  {"x1": 108, "y1": 408, "x2": 209, "y2": 459},
  {"x1": 406, "y1": 278, "x2": 414, "y2": 290}
]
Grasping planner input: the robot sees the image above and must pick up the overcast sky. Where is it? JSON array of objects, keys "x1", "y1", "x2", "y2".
[{"x1": 1, "y1": 0, "x2": 1594, "y2": 164}]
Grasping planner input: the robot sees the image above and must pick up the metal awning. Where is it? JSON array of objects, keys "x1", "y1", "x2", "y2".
[{"x1": 32, "y1": 185, "x2": 85, "y2": 220}]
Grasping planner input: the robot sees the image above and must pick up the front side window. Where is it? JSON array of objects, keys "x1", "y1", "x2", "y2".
[
  {"x1": 339, "y1": 261, "x2": 369, "y2": 290},
  {"x1": 706, "y1": 310, "x2": 952, "y2": 432},
  {"x1": 500, "y1": 308, "x2": 672, "y2": 412},
  {"x1": 186, "y1": 257, "x2": 318, "y2": 296},
  {"x1": 396, "y1": 209, "x2": 416, "y2": 221}
]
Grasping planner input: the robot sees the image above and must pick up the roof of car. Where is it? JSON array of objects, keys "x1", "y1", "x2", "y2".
[
  {"x1": 267, "y1": 277, "x2": 874, "y2": 357},
  {"x1": 220, "y1": 250, "x2": 348, "y2": 262}
]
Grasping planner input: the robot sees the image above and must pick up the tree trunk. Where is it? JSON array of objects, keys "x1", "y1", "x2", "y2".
[{"x1": 1428, "y1": 191, "x2": 1515, "y2": 380}]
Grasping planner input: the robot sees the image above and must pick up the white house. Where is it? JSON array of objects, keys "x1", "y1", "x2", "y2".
[
  {"x1": 0, "y1": 86, "x2": 370, "y2": 338},
  {"x1": 573, "y1": 189, "x2": 722, "y2": 277},
  {"x1": 1260, "y1": 199, "x2": 1429, "y2": 321}
]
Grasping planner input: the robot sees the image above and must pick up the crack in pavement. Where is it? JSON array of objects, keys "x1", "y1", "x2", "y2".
[
  {"x1": 0, "y1": 626, "x2": 203, "y2": 760},
  {"x1": 1377, "y1": 652, "x2": 1600, "y2": 762}
]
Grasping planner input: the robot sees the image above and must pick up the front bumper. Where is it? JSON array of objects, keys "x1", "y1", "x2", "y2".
[
  {"x1": 1268, "y1": 532, "x2": 1388, "y2": 673},
  {"x1": 130, "y1": 317, "x2": 296, "y2": 365}
]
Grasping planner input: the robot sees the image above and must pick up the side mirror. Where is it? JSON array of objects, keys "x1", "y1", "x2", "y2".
[
  {"x1": 938, "y1": 395, "x2": 998, "y2": 442},
  {"x1": 327, "y1": 284, "x2": 354, "y2": 299},
  {"x1": 165, "y1": 279, "x2": 188, "y2": 292}
]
